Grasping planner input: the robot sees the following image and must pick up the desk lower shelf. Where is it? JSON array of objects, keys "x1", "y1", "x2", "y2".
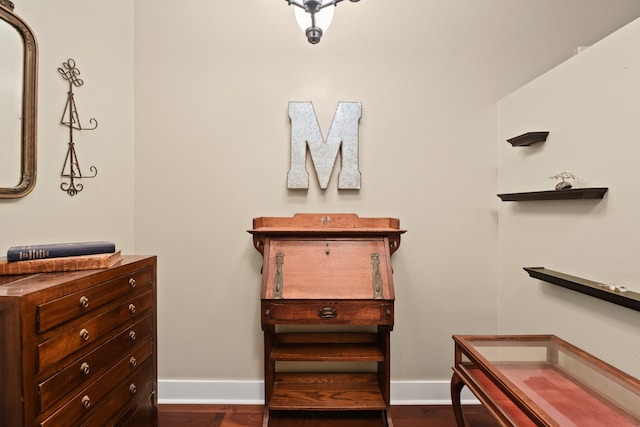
[
  {"x1": 268, "y1": 410, "x2": 387, "y2": 427},
  {"x1": 269, "y1": 373, "x2": 387, "y2": 411},
  {"x1": 271, "y1": 333, "x2": 385, "y2": 362}
]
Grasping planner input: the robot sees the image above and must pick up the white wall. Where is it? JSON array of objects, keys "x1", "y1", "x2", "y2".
[
  {"x1": 0, "y1": 1, "x2": 135, "y2": 253},
  {"x1": 2, "y1": 0, "x2": 640, "y2": 404},
  {"x1": 497, "y1": 18, "x2": 640, "y2": 378},
  {"x1": 131, "y1": 0, "x2": 640, "y2": 401}
]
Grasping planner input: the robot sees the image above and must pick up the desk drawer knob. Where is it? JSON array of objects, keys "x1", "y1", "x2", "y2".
[
  {"x1": 129, "y1": 278, "x2": 136, "y2": 288},
  {"x1": 129, "y1": 383, "x2": 137, "y2": 394},
  {"x1": 318, "y1": 307, "x2": 338, "y2": 319},
  {"x1": 129, "y1": 330, "x2": 137, "y2": 341},
  {"x1": 80, "y1": 362, "x2": 90, "y2": 375},
  {"x1": 129, "y1": 357, "x2": 137, "y2": 367},
  {"x1": 81, "y1": 395, "x2": 91, "y2": 408},
  {"x1": 79, "y1": 296, "x2": 89, "y2": 308},
  {"x1": 80, "y1": 329, "x2": 90, "y2": 341},
  {"x1": 129, "y1": 304, "x2": 136, "y2": 315}
]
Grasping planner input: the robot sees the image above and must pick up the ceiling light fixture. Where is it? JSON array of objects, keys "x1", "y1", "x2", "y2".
[{"x1": 285, "y1": 0, "x2": 360, "y2": 45}]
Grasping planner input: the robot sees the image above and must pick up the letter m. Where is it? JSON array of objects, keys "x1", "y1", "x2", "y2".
[{"x1": 287, "y1": 102, "x2": 362, "y2": 190}]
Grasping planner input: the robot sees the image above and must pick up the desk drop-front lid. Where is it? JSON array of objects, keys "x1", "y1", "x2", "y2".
[{"x1": 249, "y1": 214, "x2": 404, "y2": 303}]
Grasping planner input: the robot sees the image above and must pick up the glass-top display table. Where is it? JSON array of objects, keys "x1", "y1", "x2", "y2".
[{"x1": 451, "y1": 335, "x2": 640, "y2": 426}]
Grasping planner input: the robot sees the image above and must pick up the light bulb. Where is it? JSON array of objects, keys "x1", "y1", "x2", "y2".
[{"x1": 294, "y1": 1, "x2": 334, "y2": 35}]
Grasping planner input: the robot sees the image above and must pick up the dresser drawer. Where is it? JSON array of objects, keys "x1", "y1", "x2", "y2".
[
  {"x1": 37, "y1": 291, "x2": 153, "y2": 373},
  {"x1": 263, "y1": 300, "x2": 393, "y2": 325},
  {"x1": 37, "y1": 267, "x2": 153, "y2": 333},
  {"x1": 81, "y1": 363, "x2": 155, "y2": 427},
  {"x1": 110, "y1": 388, "x2": 156, "y2": 427},
  {"x1": 38, "y1": 315, "x2": 153, "y2": 412},
  {"x1": 39, "y1": 345, "x2": 154, "y2": 427}
]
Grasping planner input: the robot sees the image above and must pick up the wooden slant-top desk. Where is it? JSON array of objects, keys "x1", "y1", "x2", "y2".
[{"x1": 249, "y1": 213, "x2": 405, "y2": 427}]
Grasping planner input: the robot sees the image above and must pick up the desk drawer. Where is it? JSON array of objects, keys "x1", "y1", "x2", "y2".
[
  {"x1": 37, "y1": 267, "x2": 153, "y2": 333},
  {"x1": 40, "y1": 358, "x2": 154, "y2": 427},
  {"x1": 263, "y1": 300, "x2": 393, "y2": 325},
  {"x1": 38, "y1": 315, "x2": 153, "y2": 412},
  {"x1": 38, "y1": 291, "x2": 152, "y2": 373}
]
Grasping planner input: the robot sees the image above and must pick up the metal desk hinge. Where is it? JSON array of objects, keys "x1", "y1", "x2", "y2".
[
  {"x1": 274, "y1": 252, "x2": 284, "y2": 299},
  {"x1": 371, "y1": 253, "x2": 383, "y2": 299}
]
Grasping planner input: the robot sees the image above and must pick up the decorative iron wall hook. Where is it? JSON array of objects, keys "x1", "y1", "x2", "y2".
[{"x1": 58, "y1": 58, "x2": 98, "y2": 196}]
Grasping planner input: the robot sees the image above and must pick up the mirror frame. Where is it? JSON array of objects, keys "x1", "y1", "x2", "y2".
[{"x1": 0, "y1": 2, "x2": 37, "y2": 198}]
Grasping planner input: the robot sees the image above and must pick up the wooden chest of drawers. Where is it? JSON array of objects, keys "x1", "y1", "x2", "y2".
[
  {"x1": 249, "y1": 214, "x2": 404, "y2": 427},
  {"x1": 0, "y1": 255, "x2": 157, "y2": 427}
]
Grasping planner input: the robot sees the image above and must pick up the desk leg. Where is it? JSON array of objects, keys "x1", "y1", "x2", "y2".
[
  {"x1": 451, "y1": 372, "x2": 466, "y2": 427},
  {"x1": 385, "y1": 408, "x2": 394, "y2": 427}
]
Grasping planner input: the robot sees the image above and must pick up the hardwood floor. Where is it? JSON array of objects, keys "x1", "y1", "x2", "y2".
[{"x1": 158, "y1": 404, "x2": 498, "y2": 427}]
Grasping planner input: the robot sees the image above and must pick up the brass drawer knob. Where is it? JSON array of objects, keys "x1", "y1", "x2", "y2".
[
  {"x1": 129, "y1": 357, "x2": 137, "y2": 367},
  {"x1": 80, "y1": 329, "x2": 90, "y2": 341},
  {"x1": 129, "y1": 330, "x2": 137, "y2": 341},
  {"x1": 129, "y1": 278, "x2": 136, "y2": 288},
  {"x1": 81, "y1": 395, "x2": 91, "y2": 408},
  {"x1": 129, "y1": 383, "x2": 137, "y2": 394},
  {"x1": 128, "y1": 304, "x2": 136, "y2": 315},
  {"x1": 79, "y1": 296, "x2": 89, "y2": 308},
  {"x1": 80, "y1": 362, "x2": 90, "y2": 375}
]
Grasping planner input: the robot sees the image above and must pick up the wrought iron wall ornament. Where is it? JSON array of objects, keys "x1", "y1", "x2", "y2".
[{"x1": 58, "y1": 58, "x2": 98, "y2": 196}]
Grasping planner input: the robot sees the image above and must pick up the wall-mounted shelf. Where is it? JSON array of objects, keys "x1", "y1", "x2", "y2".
[
  {"x1": 507, "y1": 131, "x2": 549, "y2": 147},
  {"x1": 497, "y1": 187, "x2": 608, "y2": 202},
  {"x1": 524, "y1": 267, "x2": 640, "y2": 312}
]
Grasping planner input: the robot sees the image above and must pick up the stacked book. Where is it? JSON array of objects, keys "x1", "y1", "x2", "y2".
[{"x1": 0, "y1": 241, "x2": 122, "y2": 275}]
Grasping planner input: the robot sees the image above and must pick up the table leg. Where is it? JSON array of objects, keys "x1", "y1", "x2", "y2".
[{"x1": 451, "y1": 372, "x2": 466, "y2": 427}]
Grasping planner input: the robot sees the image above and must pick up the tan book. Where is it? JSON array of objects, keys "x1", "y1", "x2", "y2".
[{"x1": 0, "y1": 251, "x2": 123, "y2": 275}]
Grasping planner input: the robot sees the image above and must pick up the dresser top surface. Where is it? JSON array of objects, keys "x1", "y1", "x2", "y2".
[{"x1": 0, "y1": 255, "x2": 155, "y2": 297}]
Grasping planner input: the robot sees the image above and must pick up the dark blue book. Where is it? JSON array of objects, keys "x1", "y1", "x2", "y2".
[{"x1": 7, "y1": 241, "x2": 116, "y2": 262}]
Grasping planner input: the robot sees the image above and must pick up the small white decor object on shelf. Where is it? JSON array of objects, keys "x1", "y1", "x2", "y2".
[{"x1": 549, "y1": 171, "x2": 577, "y2": 190}]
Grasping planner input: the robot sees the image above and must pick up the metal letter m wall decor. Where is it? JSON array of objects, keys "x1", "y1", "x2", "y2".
[{"x1": 287, "y1": 102, "x2": 362, "y2": 190}]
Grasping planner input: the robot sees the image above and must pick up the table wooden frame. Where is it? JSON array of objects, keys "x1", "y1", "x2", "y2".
[{"x1": 450, "y1": 334, "x2": 640, "y2": 427}]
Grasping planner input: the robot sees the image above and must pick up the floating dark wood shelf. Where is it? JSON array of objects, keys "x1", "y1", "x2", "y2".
[
  {"x1": 497, "y1": 187, "x2": 608, "y2": 201},
  {"x1": 507, "y1": 131, "x2": 549, "y2": 147},
  {"x1": 524, "y1": 267, "x2": 640, "y2": 312}
]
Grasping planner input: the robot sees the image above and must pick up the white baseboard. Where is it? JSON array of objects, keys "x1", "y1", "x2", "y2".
[{"x1": 158, "y1": 379, "x2": 479, "y2": 405}]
